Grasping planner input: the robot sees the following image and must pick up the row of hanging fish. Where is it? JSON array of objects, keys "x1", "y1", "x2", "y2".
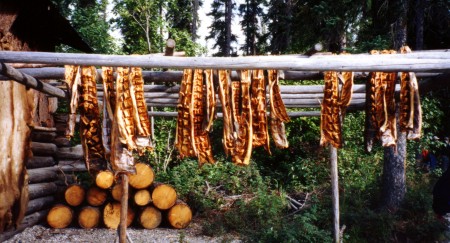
[
  {"x1": 319, "y1": 68, "x2": 354, "y2": 148},
  {"x1": 175, "y1": 69, "x2": 290, "y2": 166},
  {"x1": 364, "y1": 47, "x2": 422, "y2": 152},
  {"x1": 64, "y1": 65, "x2": 153, "y2": 175},
  {"x1": 320, "y1": 47, "x2": 422, "y2": 150}
]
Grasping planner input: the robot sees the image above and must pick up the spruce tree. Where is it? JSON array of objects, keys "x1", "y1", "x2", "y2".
[
  {"x1": 239, "y1": 0, "x2": 266, "y2": 55},
  {"x1": 206, "y1": 0, "x2": 237, "y2": 56}
]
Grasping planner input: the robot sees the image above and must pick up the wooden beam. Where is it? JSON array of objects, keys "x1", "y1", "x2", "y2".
[
  {"x1": 0, "y1": 62, "x2": 67, "y2": 98},
  {"x1": 0, "y1": 68, "x2": 441, "y2": 82},
  {"x1": 28, "y1": 167, "x2": 58, "y2": 184},
  {"x1": 1, "y1": 51, "x2": 450, "y2": 72},
  {"x1": 119, "y1": 174, "x2": 129, "y2": 243},
  {"x1": 330, "y1": 145, "x2": 340, "y2": 243},
  {"x1": 26, "y1": 196, "x2": 54, "y2": 215},
  {"x1": 147, "y1": 111, "x2": 322, "y2": 117},
  {"x1": 28, "y1": 182, "x2": 58, "y2": 200},
  {"x1": 26, "y1": 156, "x2": 56, "y2": 169},
  {"x1": 31, "y1": 142, "x2": 58, "y2": 156}
]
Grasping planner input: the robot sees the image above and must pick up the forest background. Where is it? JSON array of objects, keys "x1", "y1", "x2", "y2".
[{"x1": 53, "y1": 0, "x2": 450, "y2": 241}]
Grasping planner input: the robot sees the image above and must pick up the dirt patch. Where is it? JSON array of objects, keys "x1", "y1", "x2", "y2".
[{"x1": 4, "y1": 220, "x2": 240, "y2": 243}]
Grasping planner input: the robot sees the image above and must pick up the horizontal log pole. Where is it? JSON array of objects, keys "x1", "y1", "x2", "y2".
[
  {"x1": 138, "y1": 98, "x2": 365, "y2": 107},
  {"x1": 56, "y1": 145, "x2": 83, "y2": 160},
  {"x1": 0, "y1": 62, "x2": 67, "y2": 98},
  {"x1": 56, "y1": 161, "x2": 87, "y2": 172},
  {"x1": 0, "y1": 68, "x2": 440, "y2": 82},
  {"x1": 28, "y1": 167, "x2": 58, "y2": 184},
  {"x1": 26, "y1": 195, "x2": 54, "y2": 215},
  {"x1": 97, "y1": 91, "x2": 367, "y2": 100},
  {"x1": 32, "y1": 126, "x2": 57, "y2": 132},
  {"x1": 31, "y1": 142, "x2": 58, "y2": 156},
  {"x1": 28, "y1": 182, "x2": 58, "y2": 200},
  {"x1": 0, "y1": 209, "x2": 49, "y2": 242},
  {"x1": 31, "y1": 131, "x2": 57, "y2": 143},
  {"x1": 96, "y1": 84, "x2": 374, "y2": 94},
  {"x1": 27, "y1": 156, "x2": 55, "y2": 169},
  {"x1": 1, "y1": 51, "x2": 450, "y2": 72},
  {"x1": 148, "y1": 111, "x2": 322, "y2": 117}
]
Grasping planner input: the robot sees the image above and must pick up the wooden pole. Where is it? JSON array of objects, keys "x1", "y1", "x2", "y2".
[
  {"x1": 0, "y1": 68, "x2": 440, "y2": 82},
  {"x1": 1, "y1": 51, "x2": 450, "y2": 72},
  {"x1": 330, "y1": 144, "x2": 340, "y2": 243},
  {"x1": 119, "y1": 173, "x2": 129, "y2": 243},
  {"x1": 0, "y1": 62, "x2": 67, "y2": 98}
]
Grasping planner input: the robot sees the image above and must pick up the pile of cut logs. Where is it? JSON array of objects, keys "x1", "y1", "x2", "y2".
[{"x1": 47, "y1": 162, "x2": 192, "y2": 230}]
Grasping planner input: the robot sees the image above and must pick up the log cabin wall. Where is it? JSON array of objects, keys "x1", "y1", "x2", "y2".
[
  {"x1": 0, "y1": 2, "x2": 33, "y2": 234},
  {"x1": 0, "y1": 0, "x2": 92, "y2": 239}
]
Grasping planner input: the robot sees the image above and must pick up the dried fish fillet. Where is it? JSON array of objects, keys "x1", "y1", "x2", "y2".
[
  {"x1": 251, "y1": 69, "x2": 270, "y2": 153},
  {"x1": 203, "y1": 69, "x2": 216, "y2": 132},
  {"x1": 320, "y1": 71, "x2": 342, "y2": 148},
  {"x1": 115, "y1": 67, "x2": 136, "y2": 151},
  {"x1": 191, "y1": 69, "x2": 215, "y2": 165},
  {"x1": 217, "y1": 70, "x2": 235, "y2": 156},
  {"x1": 231, "y1": 70, "x2": 253, "y2": 165},
  {"x1": 268, "y1": 70, "x2": 289, "y2": 149},
  {"x1": 400, "y1": 46, "x2": 422, "y2": 140},
  {"x1": 64, "y1": 65, "x2": 81, "y2": 139},
  {"x1": 79, "y1": 66, "x2": 107, "y2": 173},
  {"x1": 175, "y1": 69, "x2": 196, "y2": 158},
  {"x1": 129, "y1": 67, "x2": 153, "y2": 154}
]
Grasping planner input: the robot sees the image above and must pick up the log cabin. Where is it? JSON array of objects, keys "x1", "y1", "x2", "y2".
[{"x1": 0, "y1": 0, "x2": 92, "y2": 238}]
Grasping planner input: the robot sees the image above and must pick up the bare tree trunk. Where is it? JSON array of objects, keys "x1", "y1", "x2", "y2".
[
  {"x1": 192, "y1": 0, "x2": 199, "y2": 42},
  {"x1": 381, "y1": 111, "x2": 407, "y2": 211},
  {"x1": 225, "y1": 0, "x2": 232, "y2": 56},
  {"x1": 414, "y1": 0, "x2": 424, "y2": 50},
  {"x1": 381, "y1": 0, "x2": 409, "y2": 212}
]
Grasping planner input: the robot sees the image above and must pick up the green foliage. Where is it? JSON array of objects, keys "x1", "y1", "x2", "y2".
[
  {"x1": 206, "y1": 0, "x2": 238, "y2": 56},
  {"x1": 166, "y1": 29, "x2": 207, "y2": 56},
  {"x1": 238, "y1": 0, "x2": 267, "y2": 55},
  {"x1": 53, "y1": 0, "x2": 118, "y2": 53},
  {"x1": 157, "y1": 160, "x2": 267, "y2": 213},
  {"x1": 112, "y1": 0, "x2": 166, "y2": 54}
]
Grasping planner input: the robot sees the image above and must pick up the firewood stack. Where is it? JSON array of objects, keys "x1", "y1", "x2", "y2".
[{"x1": 46, "y1": 162, "x2": 192, "y2": 230}]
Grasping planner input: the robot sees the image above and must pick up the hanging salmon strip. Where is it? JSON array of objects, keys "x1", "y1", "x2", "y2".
[
  {"x1": 191, "y1": 69, "x2": 215, "y2": 165},
  {"x1": 203, "y1": 69, "x2": 216, "y2": 132},
  {"x1": 79, "y1": 66, "x2": 107, "y2": 173},
  {"x1": 379, "y1": 50, "x2": 397, "y2": 148},
  {"x1": 230, "y1": 70, "x2": 253, "y2": 165},
  {"x1": 129, "y1": 67, "x2": 153, "y2": 154},
  {"x1": 175, "y1": 69, "x2": 196, "y2": 158},
  {"x1": 64, "y1": 65, "x2": 81, "y2": 139},
  {"x1": 400, "y1": 46, "x2": 422, "y2": 140},
  {"x1": 110, "y1": 67, "x2": 136, "y2": 173},
  {"x1": 268, "y1": 70, "x2": 289, "y2": 149},
  {"x1": 320, "y1": 71, "x2": 342, "y2": 148},
  {"x1": 217, "y1": 70, "x2": 235, "y2": 156},
  {"x1": 251, "y1": 70, "x2": 270, "y2": 153}
]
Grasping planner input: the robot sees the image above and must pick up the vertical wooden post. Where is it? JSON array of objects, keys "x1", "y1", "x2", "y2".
[
  {"x1": 330, "y1": 144, "x2": 340, "y2": 243},
  {"x1": 119, "y1": 173, "x2": 129, "y2": 243}
]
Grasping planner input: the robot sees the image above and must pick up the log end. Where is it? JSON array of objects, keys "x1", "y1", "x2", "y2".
[
  {"x1": 47, "y1": 204, "x2": 73, "y2": 229},
  {"x1": 129, "y1": 163, "x2": 154, "y2": 189},
  {"x1": 78, "y1": 206, "x2": 100, "y2": 229},
  {"x1": 167, "y1": 202, "x2": 192, "y2": 229},
  {"x1": 86, "y1": 186, "x2": 108, "y2": 206},
  {"x1": 139, "y1": 206, "x2": 162, "y2": 229},
  {"x1": 152, "y1": 184, "x2": 177, "y2": 210},
  {"x1": 134, "y1": 189, "x2": 151, "y2": 206},
  {"x1": 64, "y1": 184, "x2": 85, "y2": 207},
  {"x1": 95, "y1": 170, "x2": 114, "y2": 189},
  {"x1": 103, "y1": 202, "x2": 135, "y2": 229}
]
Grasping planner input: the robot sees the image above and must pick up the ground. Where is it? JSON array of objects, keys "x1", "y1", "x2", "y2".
[{"x1": 4, "y1": 220, "x2": 240, "y2": 243}]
